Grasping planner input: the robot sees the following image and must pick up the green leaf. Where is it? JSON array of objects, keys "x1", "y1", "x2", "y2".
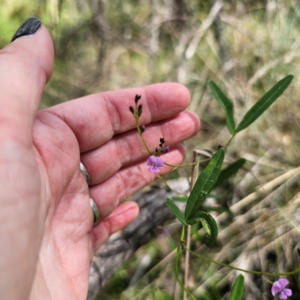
[
  {"x1": 213, "y1": 158, "x2": 246, "y2": 189},
  {"x1": 165, "y1": 198, "x2": 187, "y2": 225},
  {"x1": 185, "y1": 147, "x2": 225, "y2": 220},
  {"x1": 209, "y1": 80, "x2": 236, "y2": 134},
  {"x1": 171, "y1": 196, "x2": 189, "y2": 203},
  {"x1": 186, "y1": 211, "x2": 218, "y2": 246},
  {"x1": 228, "y1": 274, "x2": 245, "y2": 300},
  {"x1": 235, "y1": 75, "x2": 293, "y2": 133}
]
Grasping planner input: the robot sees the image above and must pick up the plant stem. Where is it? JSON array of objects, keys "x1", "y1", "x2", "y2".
[
  {"x1": 159, "y1": 175, "x2": 187, "y2": 196},
  {"x1": 183, "y1": 150, "x2": 201, "y2": 300},
  {"x1": 135, "y1": 115, "x2": 152, "y2": 154},
  {"x1": 224, "y1": 134, "x2": 235, "y2": 150},
  {"x1": 185, "y1": 246, "x2": 300, "y2": 277}
]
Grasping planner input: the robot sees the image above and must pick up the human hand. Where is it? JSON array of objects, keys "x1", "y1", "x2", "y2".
[{"x1": 0, "y1": 18, "x2": 200, "y2": 299}]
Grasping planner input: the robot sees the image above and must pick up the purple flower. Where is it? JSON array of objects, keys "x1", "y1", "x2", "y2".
[
  {"x1": 146, "y1": 156, "x2": 164, "y2": 173},
  {"x1": 271, "y1": 278, "x2": 292, "y2": 299}
]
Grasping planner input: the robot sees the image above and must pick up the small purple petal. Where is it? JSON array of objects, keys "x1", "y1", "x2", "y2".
[
  {"x1": 147, "y1": 156, "x2": 164, "y2": 167},
  {"x1": 272, "y1": 281, "x2": 282, "y2": 296},
  {"x1": 147, "y1": 156, "x2": 156, "y2": 166},
  {"x1": 155, "y1": 157, "x2": 164, "y2": 167},
  {"x1": 285, "y1": 289, "x2": 292, "y2": 296},
  {"x1": 277, "y1": 278, "x2": 289, "y2": 288},
  {"x1": 279, "y1": 289, "x2": 292, "y2": 300},
  {"x1": 148, "y1": 166, "x2": 160, "y2": 173}
]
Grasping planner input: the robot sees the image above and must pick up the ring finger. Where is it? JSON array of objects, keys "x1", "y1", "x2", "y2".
[{"x1": 89, "y1": 144, "x2": 186, "y2": 219}]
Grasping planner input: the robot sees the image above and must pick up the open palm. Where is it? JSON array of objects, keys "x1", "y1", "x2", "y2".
[{"x1": 0, "y1": 24, "x2": 200, "y2": 299}]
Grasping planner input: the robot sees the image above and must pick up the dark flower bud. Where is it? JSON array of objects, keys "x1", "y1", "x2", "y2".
[
  {"x1": 160, "y1": 138, "x2": 165, "y2": 144},
  {"x1": 135, "y1": 94, "x2": 142, "y2": 103},
  {"x1": 155, "y1": 147, "x2": 159, "y2": 153},
  {"x1": 129, "y1": 106, "x2": 134, "y2": 114},
  {"x1": 162, "y1": 146, "x2": 169, "y2": 153},
  {"x1": 140, "y1": 125, "x2": 146, "y2": 133},
  {"x1": 138, "y1": 104, "x2": 143, "y2": 117}
]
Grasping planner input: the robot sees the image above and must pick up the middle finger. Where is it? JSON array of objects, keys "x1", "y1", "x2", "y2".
[{"x1": 80, "y1": 110, "x2": 199, "y2": 185}]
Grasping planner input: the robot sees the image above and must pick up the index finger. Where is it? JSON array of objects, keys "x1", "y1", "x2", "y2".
[{"x1": 46, "y1": 83, "x2": 191, "y2": 152}]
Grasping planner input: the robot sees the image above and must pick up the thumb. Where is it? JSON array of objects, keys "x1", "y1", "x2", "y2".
[{"x1": 0, "y1": 17, "x2": 54, "y2": 145}]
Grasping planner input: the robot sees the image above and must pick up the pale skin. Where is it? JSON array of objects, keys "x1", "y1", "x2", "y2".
[{"x1": 0, "y1": 25, "x2": 200, "y2": 299}]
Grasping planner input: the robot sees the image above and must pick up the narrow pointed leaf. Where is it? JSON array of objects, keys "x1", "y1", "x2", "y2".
[
  {"x1": 209, "y1": 80, "x2": 236, "y2": 134},
  {"x1": 228, "y1": 274, "x2": 244, "y2": 300},
  {"x1": 213, "y1": 158, "x2": 246, "y2": 189},
  {"x1": 236, "y1": 75, "x2": 293, "y2": 133},
  {"x1": 165, "y1": 198, "x2": 187, "y2": 225},
  {"x1": 171, "y1": 196, "x2": 189, "y2": 203},
  {"x1": 185, "y1": 147, "x2": 225, "y2": 220}
]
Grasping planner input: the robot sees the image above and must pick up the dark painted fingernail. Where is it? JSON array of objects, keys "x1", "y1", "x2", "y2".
[{"x1": 11, "y1": 17, "x2": 41, "y2": 42}]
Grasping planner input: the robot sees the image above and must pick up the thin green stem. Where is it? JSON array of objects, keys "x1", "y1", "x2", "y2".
[
  {"x1": 135, "y1": 115, "x2": 152, "y2": 154},
  {"x1": 263, "y1": 277, "x2": 274, "y2": 285},
  {"x1": 183, "y1": 150, "x2": 200, "y2": 300},
  {"x1": 164, "y1": 155, "x2": 210, "y2": 169},
  {"x1": 224, "y1": 134, "x2": 235, "y2": 150},
  {"x1": 185, "y1": 245, "x2": 300, "y2": 277},
  {"x1": 164, "y1": 160, "x2": 207, "y2": 168},
  {"x1": 159, "y1": 175, "x2": 187, "y2": 196}
]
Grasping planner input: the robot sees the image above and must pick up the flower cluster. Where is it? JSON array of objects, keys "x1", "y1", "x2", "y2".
[
  {"x1": 129, "y1": 95, "x2": 169, "y2": 174},
  {"x1": 129, "y1": 94, "x2": 142, "y2": 117},
  {"x1": 129, "y1": 95, "x2": 146, "y2": 135},
  {"x1": 146, "y1": 137, "x2": 169, "y2": 173},
  {"x1": 155, "y1": 137, "x2": 169, "y2": 155}
]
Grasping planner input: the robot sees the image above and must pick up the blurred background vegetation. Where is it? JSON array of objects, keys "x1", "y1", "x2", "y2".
[{"x1": 2, "y1": 0, "x2": 300, "y2": 299}]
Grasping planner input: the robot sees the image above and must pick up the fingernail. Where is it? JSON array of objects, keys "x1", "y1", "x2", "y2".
[{"x1": 11, "y1": 17, "x2": 41, "y2": 43}]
